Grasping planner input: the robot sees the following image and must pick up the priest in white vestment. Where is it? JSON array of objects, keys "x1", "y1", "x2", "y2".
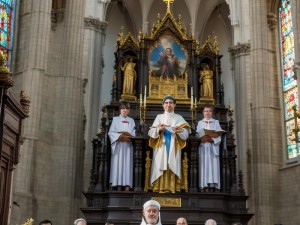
[
  {"x1": 140, "y1": 200, "x2": 162, "y2": 225},
  {"x1": 196, "y1": 105, "x2": 222, "y2": 191},
  {"x1": 108, "y1": 101, "x2": 136, "y2": 191},
  {"x1": 148, "y1": 96, "x2": 190, "y2": 193}
]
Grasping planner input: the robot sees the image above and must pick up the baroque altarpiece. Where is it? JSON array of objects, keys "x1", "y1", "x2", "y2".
[{"x1": 82, "y1": 2, "x2": 252, "y2": 225}]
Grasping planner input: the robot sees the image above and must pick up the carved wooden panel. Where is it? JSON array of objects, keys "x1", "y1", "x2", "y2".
[
  {"x1": 0, "y1": 89, "x2": 28, "y2": 225},
  {"x1": 0, "y1": 150, "x2": 12, "y2": 225}
]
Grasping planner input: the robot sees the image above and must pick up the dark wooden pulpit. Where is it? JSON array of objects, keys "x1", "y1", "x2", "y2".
[{"x1": 0, "y1": 67, "x2": 29, "y2": 225}]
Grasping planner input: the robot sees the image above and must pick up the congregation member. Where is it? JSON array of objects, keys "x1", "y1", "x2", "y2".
[
  {"x1": 74, "y1": 218, "x2": 86, "y2": 225},
  {"x1": 205, "y1": 219, "x2": 217, "y2": 225},
  {"x1": 39, "y1": 220, "x2": 52, "y2": 225},
  {"x1": 176, "y1": 217, "x2": 188, "y2": 225},
  {"x1": 141, "y1": 200, "x2": 162, "y2": 225}
]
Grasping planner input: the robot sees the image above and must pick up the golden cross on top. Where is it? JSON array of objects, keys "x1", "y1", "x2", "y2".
[{"x1": 163, "y1": 0, "x2": 174, "y2": 12}]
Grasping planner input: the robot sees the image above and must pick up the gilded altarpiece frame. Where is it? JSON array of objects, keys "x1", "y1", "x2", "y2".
[{"x1": 113, "y1": 23, "x2": 221, "y2": 108}]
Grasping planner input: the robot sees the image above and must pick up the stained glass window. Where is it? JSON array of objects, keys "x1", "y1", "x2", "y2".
[
  {"x1": 279, "y1": 0, "x2": 298, "y2": 159},
  {"x1": 0, "y1": 0, "x2": 14, "y2": 66}
]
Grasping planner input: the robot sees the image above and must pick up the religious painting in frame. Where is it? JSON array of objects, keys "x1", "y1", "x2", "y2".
[
  {"x1": 148, "y1": 35, "x2": 189, "y2": 103},
  {"x1": 149, "y1": 35, "x2": 187, "y2": 79}
]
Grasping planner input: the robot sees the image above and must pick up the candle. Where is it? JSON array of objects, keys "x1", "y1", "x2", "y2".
[
  {"x1": 140, "y1": 93, "x2": 142, "y2": 107},
  {"x1": 191, "y1": 87, "x2": 193, "y2": 109},
  {"x1": 144, "y1": 85, "x2": 147, "y2": 108}
]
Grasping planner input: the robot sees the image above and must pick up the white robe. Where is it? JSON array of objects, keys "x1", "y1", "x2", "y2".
[
  {"x1": 148, "y1": 112, "x2": 189, "y2": 184},
  {"x1": 108, "y1": 115, "x2": 136, "y2": 187},
  {"x1": 196, "y1": 118, "x2": 221, "y2": 189}
]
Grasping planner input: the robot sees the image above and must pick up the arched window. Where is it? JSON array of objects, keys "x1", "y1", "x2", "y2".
[
  {"x1": 279, "y1": 0, "x2": 298, "y2": 159},
  {"x1": 0, "y1": 0, "x2": 16, "y2": 67}
]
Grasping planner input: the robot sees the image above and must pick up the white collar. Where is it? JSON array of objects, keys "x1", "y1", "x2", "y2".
[{"x1": 164, "y1": 111, "x2": 174, "y2": 115}]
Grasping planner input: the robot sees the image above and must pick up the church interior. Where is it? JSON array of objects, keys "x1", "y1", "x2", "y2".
[{"x1": 0, "y1": 0, "x2": 300, "y2": 225}]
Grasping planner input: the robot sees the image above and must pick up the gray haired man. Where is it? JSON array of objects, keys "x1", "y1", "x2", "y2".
[{"x1": 141, "y1": 200, "x2": 162, "y2": 225}]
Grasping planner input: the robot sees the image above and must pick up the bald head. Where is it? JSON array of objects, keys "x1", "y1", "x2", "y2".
[
  {"x1": 205, "y1": 219, "x2": 217, "y2": 225},
  {"x1": 176, "y1": 217, "x2": 187, "y2": 225},
  {"x1": 74, "y1": 219, "x2": 86, "y2": 225}
]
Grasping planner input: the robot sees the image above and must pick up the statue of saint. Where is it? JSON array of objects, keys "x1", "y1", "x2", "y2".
[
  {"x1": 200, "y1": 64, "x2": 213, "y2": 98},
  {"x1": 121, "y1": 58, "x2": 136, "y2": 95}
]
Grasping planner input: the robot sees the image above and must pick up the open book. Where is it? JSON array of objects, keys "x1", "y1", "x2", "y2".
[
  {"x1": 149, "y1": 126, "x2": 183, "y2": 133},
  {"x1": 117, "y1": 131, "x2": 133, "y2": 137},
  {"x1": 198, "y1": 128, "x2": 226, "y2": 137}
]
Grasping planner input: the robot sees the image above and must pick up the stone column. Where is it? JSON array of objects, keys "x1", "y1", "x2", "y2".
[
  {"x1": 249, "y1": 0, "x2": 282, "y2": 224},
  {"x1": 51, "y1": 0, "x2": 85, "y2": 224},
  {"x1": 10, "y1": 1, "x2": 52, "y2": 224},
  {"x1": 228, "y1": 42, "x2": 251, "y2": 190},
  {"x1": 82, "y1": 0, "x2": 110, "y2": 191},
  {"x1": 227, "y1": 0, "x2": 252, "y2": 196}
]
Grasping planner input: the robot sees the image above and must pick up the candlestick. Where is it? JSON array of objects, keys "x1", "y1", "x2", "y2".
[
  {"x1": 144, "y1": 85, "x2": 147, "y2": 108},
  {"x1": 191, "y1": 87, "x2": 193, "y2": 109},
  {"x1": 140, "y1": 93, "x2": 142, "y2": 107}
]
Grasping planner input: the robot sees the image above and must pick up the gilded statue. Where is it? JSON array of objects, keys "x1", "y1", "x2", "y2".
[
  {"x1": 200, "y1": 64, "x2": 213, "y2": 98},
  {"x1": 121, "y1": 58, "x2": 136, "y2": 95}
]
